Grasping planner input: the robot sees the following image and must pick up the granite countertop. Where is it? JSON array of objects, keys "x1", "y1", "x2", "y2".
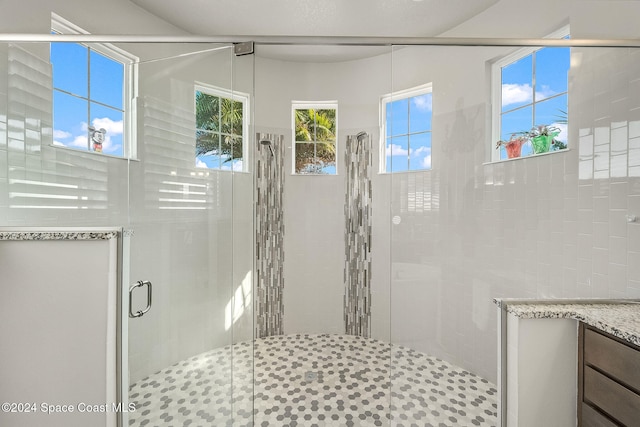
[
  {"x1": 494, "y1": 298, "x2": 640, "y2": 348},
  {"x1": 0, "y1": 229, "x2": 120, "y2": 241}
]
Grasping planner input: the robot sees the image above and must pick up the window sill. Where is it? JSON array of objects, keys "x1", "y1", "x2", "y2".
[
  {"x1": 204, "y1": 170, "x2": 251, "y2": 174},
  {"x1": 378, "y1": 169, "x2": 433, "y2": 175},
  {"x1": 48, "y1": 144, "x2": 139, "y2": 162},
  {"x1": 484, "y1": 148, "x2": 570, "y2": 165},
  {"x1": 291, "y1": 173, "x2": 339, "y2": 176}
]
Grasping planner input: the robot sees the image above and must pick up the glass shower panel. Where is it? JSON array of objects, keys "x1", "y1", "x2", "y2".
[
  {"x1": 229, "y1": 48, "x2": 255, "y2": 425},
  {"x1": 125, "y1": 43, "x2": 252, "y2": 427},
  {"x1": 389, "y1": 45, "x2": 500, "y2": 426},
  {"x1": 387, "y1": 43, "x2": 640, "y2": 425}
]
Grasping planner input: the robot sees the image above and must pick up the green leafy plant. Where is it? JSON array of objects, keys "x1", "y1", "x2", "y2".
[
  {"x1": 294, "y1": 108, "x2": 336, "y2": 173},
  {"x1": 529, "y1": 124, "x2": 560, "y2": 138},
  {"x1": 196, "y1": 91, "x2": 244, "y2": 163},
  {"x1": 554, "y1": 109, "x2": 568, "y2": 124}
]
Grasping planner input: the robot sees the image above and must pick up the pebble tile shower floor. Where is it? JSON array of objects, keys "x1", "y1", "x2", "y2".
[{"x1": 129, "y1": 334, "x2": 497, "y2": 427}]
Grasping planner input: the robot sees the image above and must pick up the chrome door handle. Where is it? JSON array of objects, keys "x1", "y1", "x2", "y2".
[{"x1": 129, "y1": 280, "x2": 152, "y2": 318}]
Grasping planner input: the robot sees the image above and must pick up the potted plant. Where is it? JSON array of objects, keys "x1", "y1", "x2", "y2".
[
  {"x1": 529, "y1": 124, "x2": 561, "y2": 154},
  {"x1": 496, "y1": 133, "x2": 529, "y2": 159}
]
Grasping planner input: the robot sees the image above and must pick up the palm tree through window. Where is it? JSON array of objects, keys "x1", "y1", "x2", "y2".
[{"x1": 293, "y1": 104, "x2": 337, "y2": 174}]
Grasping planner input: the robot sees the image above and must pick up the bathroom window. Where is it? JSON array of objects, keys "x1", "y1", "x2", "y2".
[
  {"x1": 50, "y1": 14, "x2": 137, "y2": 158},
  {"x1": 195, "y1": 84, "x2": 249, "y2": 171},
  {"x1": 380, "y1": 83, "x2": 433, "y2": 173},
  {"x1": 491, "y1": 27, "x2": 570, "y2": 161},
  {"x1": 292, "y1": 102, "x2": 337, "y2": 174}
]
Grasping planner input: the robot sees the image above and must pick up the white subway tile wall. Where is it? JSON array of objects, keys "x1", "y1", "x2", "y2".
[{"x1": 380, "y1": 46, "x2": 640, "y2": 383}]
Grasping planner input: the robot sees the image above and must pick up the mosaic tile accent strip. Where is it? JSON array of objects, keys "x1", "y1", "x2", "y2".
[
  {"x1": 344, "y1": 133, "x2": 373, "y2": 337},
  {"x1": 255, "y1": 133, "x2": 285, "y2": 338},
  {"x1": 129, "y1": 334, "x2": 498, "y2": 427}
]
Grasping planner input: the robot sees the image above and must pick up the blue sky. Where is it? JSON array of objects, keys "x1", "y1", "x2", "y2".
[
  {"x1": 51, "y1": 43, "x2": 124, "y2": 156},
  {"x1": 196, "y1": 153, "x2": 244, "y2": 171},
  {"x1": 386, "y1": 93, "x2": 433, "y2": 172}
]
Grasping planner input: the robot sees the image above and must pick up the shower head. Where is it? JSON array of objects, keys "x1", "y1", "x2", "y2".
[
  {"x1": 354, "y1": 131, "x2": 368, "y2": 154},
  {"x1": 260, "y1": 139, "x2": 275, "y2": 157}
]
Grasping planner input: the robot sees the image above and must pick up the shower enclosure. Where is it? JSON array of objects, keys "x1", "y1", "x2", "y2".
[{"x1": 1, "y1": 24, "x2": 640, "y2": 427}]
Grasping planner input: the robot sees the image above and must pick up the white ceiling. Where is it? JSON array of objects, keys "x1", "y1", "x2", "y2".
[{"x1": 129, "y1": 0, "x2": 499, "y2": 61}]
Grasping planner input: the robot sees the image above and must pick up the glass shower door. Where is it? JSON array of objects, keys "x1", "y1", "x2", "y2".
[{"x1": 124, "y1": 42, "x2": 254, "y2": 427}]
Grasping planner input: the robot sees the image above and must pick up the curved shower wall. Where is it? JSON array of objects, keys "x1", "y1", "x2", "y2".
[{"x1": 254, "y1": 54, "x2": 392, "y2": 337}]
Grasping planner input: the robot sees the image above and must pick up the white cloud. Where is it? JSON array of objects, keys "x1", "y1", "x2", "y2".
[
  {"x1": 91, "y1": 117, "x2": 123, "y2": 135},
  {"x1": 195, "y1": 158, "x2": 208, "y2": 168},
  {"x1": 409, "y1": 145, "x2": 432, "y2": 169},
  {"x1": 502, "y1": 83, "x2": 558, "y2": 107},
  {"x1": 422, "y1": 155, "x2": 432, "y2": 169},
  {"x1": 412, "y1": 94, "x2": 432, "y2": 112},
  {"x1": 53, "y1": 129, "x2": 72, "y2": 139},
  {"x1": 70, "y1": 134, "x2": 89, "y2": 148},
  {"x1": 52, "y1": 118, "x2": 123, "y2": 154},
  {"x1": 535, "y1": 85, "x2": 557, "y2": 101},
  {"x1": 411, "y1": 146, "x2": 431, "y2": 157},
  {"x1": 100, "y1": 136, "x2": 121, "y2": 154},
  {"x1": 386, "y1": 143, "x2": 408, "y2": 157},
  {"x1": 502, "y1": 83, "x2": 532, "y2": 106}
]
